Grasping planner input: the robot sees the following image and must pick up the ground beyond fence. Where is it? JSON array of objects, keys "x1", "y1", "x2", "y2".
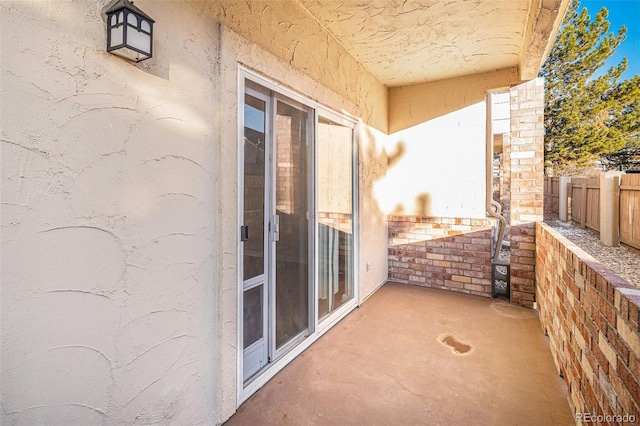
[{"x1": 544, "y1": 174, "x2": 640, "y2": 250}]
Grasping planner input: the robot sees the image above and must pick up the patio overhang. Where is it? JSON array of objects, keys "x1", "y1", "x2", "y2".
[
  {"x1": 213, "y1": 0, "x2": 570, "y2": 132},
  {"x1": 298, "y1": 0, "x2": 568, "y2": 87}
]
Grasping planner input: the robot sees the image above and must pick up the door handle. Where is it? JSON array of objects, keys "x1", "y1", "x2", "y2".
[
  {"x1": 240, "y1": 225, "x2": 249, "y2": 241},
  {"x1": 272, "y1": 215, "x2": 280, "y2": 242}
]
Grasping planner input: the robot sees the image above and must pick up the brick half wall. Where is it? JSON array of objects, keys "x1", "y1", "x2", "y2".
[
  {"x1": 536, "y1": 222, "x2": 640, "y2": 421},
  {"x1": 388, "y1": 215, "x2": 493, "y2": 297}
]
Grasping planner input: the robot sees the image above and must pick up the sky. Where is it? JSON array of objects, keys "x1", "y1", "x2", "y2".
[{"x1": 580, "y1": 0, "x2": 640, "y2": 79}]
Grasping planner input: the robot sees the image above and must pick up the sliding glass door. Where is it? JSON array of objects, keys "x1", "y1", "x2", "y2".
[
  {"x1": 240, "y1": 73, "x2": 357, "y2": 388},
  {"x1": 317, "y1": 115, "x2": 355, "y2": 321},
  {"x1": 241, "y1": 82, "x2": 313, "y2": 382}
]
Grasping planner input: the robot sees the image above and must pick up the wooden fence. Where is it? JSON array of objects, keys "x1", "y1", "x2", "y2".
[
  {"x1": 619, "y1": 174, "x2": 640, "y2": 250},
  {"x1": 545, "y1": 173, "x2": 640, "y2": 250},
  {"x1": 544, "y1": 177, "x2": 560, "y2": 214},
  {"x1": 570, "y1": 178, "x2": 600, "y2": 232}
]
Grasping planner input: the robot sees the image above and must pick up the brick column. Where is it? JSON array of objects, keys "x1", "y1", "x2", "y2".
[{"x1": 508, "y1": 78, "x2": 544, "y2": 308}]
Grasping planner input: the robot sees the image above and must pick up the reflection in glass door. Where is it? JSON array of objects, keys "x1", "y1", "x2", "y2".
[
  {"x1": 317, "y1": 116, "x2": 355, "y2": 320},
  {"x1": 273, "y1": 99, "x2": 311, "y2": 354}
]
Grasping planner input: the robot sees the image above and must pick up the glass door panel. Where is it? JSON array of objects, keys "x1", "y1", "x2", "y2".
[
  {"x1": 242, "y1": 92, "x2": 268, "y2": 382},
  {"x1": 243, "y1": 94, "x2": 266, "y2": 282},
  {"x1": 273, "y1": 99, "x2": 311, "y2": 350},
  {"x1": 243, "y1": 285, "x2": 263, "y2": 347},
  {"x1": 317, "y1": 116, "x2": 354, "y2": 320}
]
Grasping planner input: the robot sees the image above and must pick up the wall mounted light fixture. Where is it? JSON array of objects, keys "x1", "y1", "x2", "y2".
[{"x1": 106, "y1": 0, "x2": 154, "y2": 62}]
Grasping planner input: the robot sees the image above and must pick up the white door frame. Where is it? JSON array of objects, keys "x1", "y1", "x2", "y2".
[{"x1": 237, "y1": 66, "x2": 360, "y2": 404}]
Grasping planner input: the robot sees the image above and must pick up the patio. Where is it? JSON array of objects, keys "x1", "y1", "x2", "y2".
[{"x1": 226, "y1": 282, "x2": 574, "y2": 425}]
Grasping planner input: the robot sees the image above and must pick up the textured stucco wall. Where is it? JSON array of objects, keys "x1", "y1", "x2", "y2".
[
  {"x1": 1, "y1": 1, "x2": 391, "y2": 424},
  {"x1": 1, "y1": 1, "x2": 220, "y2": 424},
  {"x1": 298, "y1": 0, "x2": 530, "y2": 87},
  {"x1": 211, "y1": 0, "x2": 388, "y2": 133},
  {"x1": 358, "y1": 125, "x2": 390, "y2": 300}
]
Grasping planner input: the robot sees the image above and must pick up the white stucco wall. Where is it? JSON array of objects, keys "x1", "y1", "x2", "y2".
[
  {"x1": 1, "y1": 1, "x2": 220, "y2": 424},
  {"x1": 358, "y1": 125, "x2": 390, "y2": 299},
  {"x1": 376, "y1": 102, "x2": 487, "y2": 219},
  {"x1": 1, "y1": 1, "x2": 390, "y2": 424}
]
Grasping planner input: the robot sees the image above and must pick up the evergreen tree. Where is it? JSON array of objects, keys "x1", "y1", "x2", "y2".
[
  {"x1": 600, "y1": 139, "x2": 640, "y2": 172},
  {"x1": 540, "y1": 0, "x2": 640, "y2": 175}
]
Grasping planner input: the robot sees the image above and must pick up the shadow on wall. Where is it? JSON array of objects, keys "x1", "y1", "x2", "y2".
[
  {"x1": 360, "y1": 127, "x2": 436, "y2": 218},
  {"x1": 415, "y1": 194, "x2": 431, "y2": 216},
  {"x1": 359, "y1": 126, "x2": 412, "y2": 297},
  {"x1": 386, "y1": 141, "x2": 405, "y2": 168},
  {"x1": 392, "y1": 193, "x2": 432, "y2": 217},
  {"x1": 360, "y1": 126, "x2": 408, "y2": 227},
  {"x1": 377, "y1": 99, "x2": 487, "y2": 219}
]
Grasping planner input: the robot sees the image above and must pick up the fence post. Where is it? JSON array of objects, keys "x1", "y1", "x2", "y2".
[
  {"x1": 580, "y1": 180, "x2": 587, "y2": 229},
  {"x1": 559, "y1": 177, "x2": 571, "y2": 221},
  {"x1": 600, "y1": 171, "x2": 623, "y2": 247}
]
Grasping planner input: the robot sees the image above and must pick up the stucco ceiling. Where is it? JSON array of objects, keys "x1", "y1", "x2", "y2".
[{"x1": 297, "y1": 0, "x2": 545, "y2": 87}]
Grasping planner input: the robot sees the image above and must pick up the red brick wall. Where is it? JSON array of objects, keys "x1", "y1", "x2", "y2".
[
  {"x1": 537, "y1": 222, "x2": 640, "y2": 422},
  {"x1": 388, "y1": 215, "x2": 493, "y2": 297},
  {"x1": 509, "y1": 78, "x2": 545, "y2": 307}
]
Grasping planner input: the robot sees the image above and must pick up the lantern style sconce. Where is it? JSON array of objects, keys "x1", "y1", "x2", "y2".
[{"x1": 106, "y1": 0, "x2": 154, "y2": 62}]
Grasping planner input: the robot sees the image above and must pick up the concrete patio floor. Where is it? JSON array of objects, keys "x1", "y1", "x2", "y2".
[{"x1": 226, "y1": 282, "x2": 574, "y2": 425}]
